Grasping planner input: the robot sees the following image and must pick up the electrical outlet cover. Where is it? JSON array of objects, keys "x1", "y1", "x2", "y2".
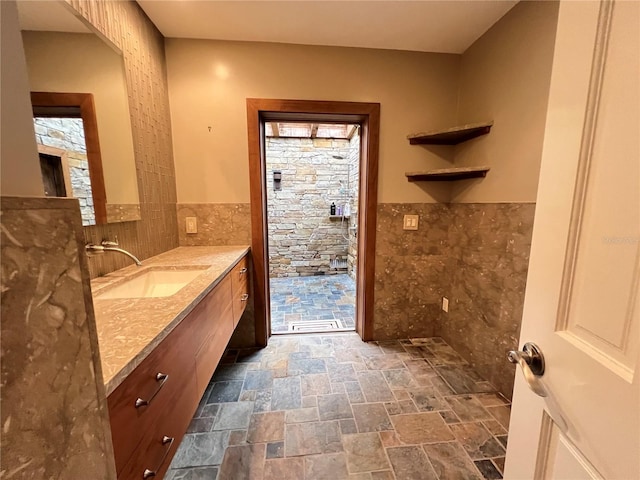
[{"x1": 186, "y1": 216, "x2": 198, "y2": 234}]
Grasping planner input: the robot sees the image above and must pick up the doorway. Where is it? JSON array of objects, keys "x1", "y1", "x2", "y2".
[
  {"x1": 246, "y1": 99, "x2": 380, "y2": 346},
  {"x1": 34, "y1": 115, "x2": 98, "y2": 225},
  {"x1": 30, "y1": 91, "x2": 107, "y2": 225},
  {"x1": 265, "y1": 122, "x2": 360, "y2": 334},
  {"x1": 39, "y1": 152, "x2": 67, "y2": 197}
]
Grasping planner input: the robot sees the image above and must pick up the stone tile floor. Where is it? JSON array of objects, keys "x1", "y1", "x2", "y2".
[
  {"x1": 167, "y1": 333, "x2": 510, "y2": 480},
  {"x1": 269, "y1": 274, "x2": 356, "y2": 333}
]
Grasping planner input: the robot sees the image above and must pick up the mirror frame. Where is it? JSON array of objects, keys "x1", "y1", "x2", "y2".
[{"x1": 31, "y1": 91, "x2": 108, "y2": 224}]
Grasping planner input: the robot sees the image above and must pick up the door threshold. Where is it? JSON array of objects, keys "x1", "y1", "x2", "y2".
[{"x1": 271, "y1": 328, "x2": 356, "y2": 336}]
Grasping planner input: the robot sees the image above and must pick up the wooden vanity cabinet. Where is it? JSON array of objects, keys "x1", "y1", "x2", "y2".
[
  {"x1": 107, "y1": 305, "x2": 199, "y2": 475},
  {"x1": 193, "y1": 275, "x2": 233, "y2": 393},
  {"x1": 231, "y1": 254, "x2": 250, "y2": 327},
  {"x1": 117, "y1": 373, "x2": 198, "y2": 480},
  {"x1": 107, "y1": 253, "x2": 250, "y2": 480}
]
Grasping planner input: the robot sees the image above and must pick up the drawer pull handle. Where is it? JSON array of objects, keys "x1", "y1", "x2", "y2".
[
  {"x1": 241, "y1": 294, "x2": 249, "y2": 302},
  {"x1": 239, "y1": 267, "x2": 248, "y2": 275},
  {"x1": 135, "y1": 372, "x2": 168, "y2": 408},
  {"x1": 142, "y1": 435, "x2": 174, "y2": 478}
]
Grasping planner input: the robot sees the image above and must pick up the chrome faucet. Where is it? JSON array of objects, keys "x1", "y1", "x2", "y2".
[{"x1": 85, "y1": 239, "x2": 142, "y2": 266}]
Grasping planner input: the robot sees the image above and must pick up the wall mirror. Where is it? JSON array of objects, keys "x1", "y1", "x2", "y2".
[{"x1": 17, "y1": 0, "x2": 141, "y2": 226}]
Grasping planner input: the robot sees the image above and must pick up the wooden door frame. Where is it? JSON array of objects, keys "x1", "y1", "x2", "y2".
[
  {"x1": 30, "y1": 91, "x2": 108, "y2": 224},
  {"x1": 247, "y1": 99, "x2": 380, "y2": 347}
]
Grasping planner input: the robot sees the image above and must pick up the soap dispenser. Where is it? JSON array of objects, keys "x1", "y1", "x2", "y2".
[
  {"x1": 330, "y1": 202, "x2": 336, "y2": 215},
  {"x1": 343, "y1": 203, "x2": 351, "y2": 217}
]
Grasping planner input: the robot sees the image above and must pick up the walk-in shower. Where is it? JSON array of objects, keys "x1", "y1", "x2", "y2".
[{"x1": 264, "y1": 122, "x2": 360, "y2": 333}]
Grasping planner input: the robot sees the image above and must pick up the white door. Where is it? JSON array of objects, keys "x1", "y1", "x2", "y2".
[{"x1": 504, "y1": 0, "x2": 639, "y2": 479}]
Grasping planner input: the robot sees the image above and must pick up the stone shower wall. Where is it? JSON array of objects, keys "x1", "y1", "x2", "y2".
[
  {"x1": 266, "y1": 137, "x2": 358, "y2": 277},
  {"x1": 34, "y1": 117, "x2": 96, "y2": 225},
  {"x1": 346, "y1": 131, "x2": 360, "y2": 278}
]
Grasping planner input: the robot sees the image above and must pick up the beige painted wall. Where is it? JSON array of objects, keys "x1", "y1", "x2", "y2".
[
  {"x1": 22, "y1": 31, "x2": 139, "y2": 206},
  {"x1": 166, "y1": 40, "x2": 460, "y2": 204},
  {"x1": 452, "y1": 1, "x2": 560, "y2": 203},
  {"x1": 0, "y1": 0, "x2": 43, "y2": 197}
]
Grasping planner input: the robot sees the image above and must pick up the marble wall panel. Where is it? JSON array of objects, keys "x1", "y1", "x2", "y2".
[
  {"x1": 440, "y1": 203, "x2": 535, "y2": 399},
  {"x1": 373, "y1": 204, "x2": 451, "y2": 340},
  {"x1": 375, "y1": 203, "x2": 451, "y2": 256},
  {"x1": 0, "y1": 196, "x2": 115, "y2": 478},
  {"x1": 177, "y1": 203, "x2": 251, "y2": 246},
  {"x1": 372, "y1": 202, "x2": 534, "y2": 399},
  {"x1": 105, "y1": 203, "x2": 141, "y2": 223}
]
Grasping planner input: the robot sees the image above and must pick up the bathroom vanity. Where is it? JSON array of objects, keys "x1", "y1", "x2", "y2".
[{"x1": 91, "y1": 246, "x2": 250, "y2": 479}]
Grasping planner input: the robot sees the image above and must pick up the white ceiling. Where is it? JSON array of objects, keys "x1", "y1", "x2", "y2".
[
  {"x1": 137, "y1": 1, "x2": 518, "y2": 54},
  {"x1": 16, "y1": 1, "x2": 90, "y2": 33}
]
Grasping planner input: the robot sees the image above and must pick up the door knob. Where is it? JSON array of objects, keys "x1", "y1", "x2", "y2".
[{"x1": 508, "y1": 342, "x2": 547, "y2": 397}]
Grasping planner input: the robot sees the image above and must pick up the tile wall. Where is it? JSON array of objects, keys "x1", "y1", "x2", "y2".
[{"x1": 63, "y1": 0, "x2": 179, "y2": 278}]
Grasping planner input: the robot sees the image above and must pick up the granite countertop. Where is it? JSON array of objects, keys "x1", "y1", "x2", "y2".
[{"x1": 91, "y1": 246, "x2": 250, "y2": 395}]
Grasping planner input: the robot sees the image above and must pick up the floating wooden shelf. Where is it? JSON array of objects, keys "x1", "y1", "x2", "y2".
[
  {"x1": 329, "y1": 215, "x2": 350, "y2": 220},
  {"x1": 406, "y1": 166, "x2": 490, "y2": 182},
  {"x1": 407, "y1": 121, "x2": 493, "y2": 145}
]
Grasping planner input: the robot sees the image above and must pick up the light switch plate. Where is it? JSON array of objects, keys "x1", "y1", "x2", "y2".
[
  {"x1": 403, "y1": 214, "x2": 419, "y2": 230},
  {"x1": 186, "y1": 216, "x2": 198, "y2": 234},
  {"x1": 442, "y1": 297, "x2": 449, "y2": 313}
]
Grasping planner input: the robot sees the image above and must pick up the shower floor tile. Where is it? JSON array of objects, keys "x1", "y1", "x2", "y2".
[
  {"x1": 167, "y1": 334, "x2": 511, "y2": 480},
  {"x1": 270, "y1": 274, "x2": 356, "y2": 334}
]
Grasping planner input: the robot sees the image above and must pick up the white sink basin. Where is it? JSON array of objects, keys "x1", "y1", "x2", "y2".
[{"x1": 96, "y1": 268, "x2": 207, "y2": 300}]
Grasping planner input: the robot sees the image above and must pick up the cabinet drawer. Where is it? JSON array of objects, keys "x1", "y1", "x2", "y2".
[
  {"x1": 192, "y1": 274, "x2": 232, "y2": 352},
  {"x1": 192, "y1": 274, "x2": 233, "y2": 394},
  {"x1": 195, "y1": 309, "x2": 233, "y2": 393},
  {"x1": 231, "y1": 255, "x2": 250, "y2": 327},
  {"x1": 108, "y1": 318, "x2": 196, "y2": 474},
  {"x1": 117, "y1": 372, "x2": 198, "y2": 480}
]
